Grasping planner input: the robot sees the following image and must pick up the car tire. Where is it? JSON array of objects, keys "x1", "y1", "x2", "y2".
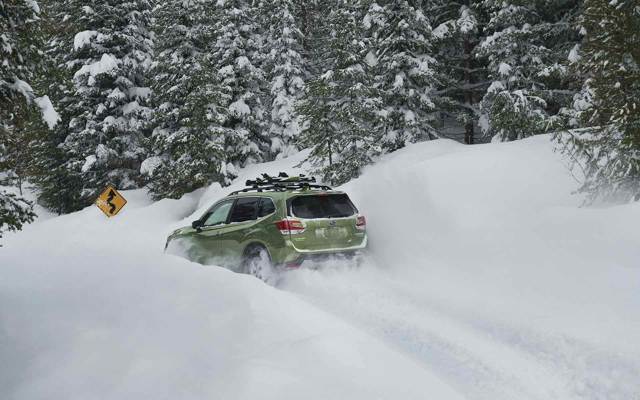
[{"x1": 242, "y1": 245, "x2": 275, "y2": 283}]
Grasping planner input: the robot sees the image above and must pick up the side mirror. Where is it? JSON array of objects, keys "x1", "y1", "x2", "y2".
[{"x1": 192, "y1": 220, "x2": 203, "y2": 230}]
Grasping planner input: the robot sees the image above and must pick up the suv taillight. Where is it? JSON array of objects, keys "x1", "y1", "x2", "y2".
[
  {"x1": 356, "y1": 215, "x2": 366, "y2": 230},
  {"x1": 275, "y1": 219, "x2": 305, "y2": 235}
]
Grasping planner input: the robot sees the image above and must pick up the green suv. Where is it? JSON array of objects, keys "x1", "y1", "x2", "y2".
[{"x1": 165, "y1": 173, "x2": 367, "y2": 278}]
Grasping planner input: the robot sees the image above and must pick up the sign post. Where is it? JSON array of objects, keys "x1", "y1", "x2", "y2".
[{"x1": 95, "y1": 185, "x2": 127, "y2": 217}]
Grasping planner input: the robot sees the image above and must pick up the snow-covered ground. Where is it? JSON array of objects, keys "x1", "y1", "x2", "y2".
[{"x1": 2, "y1": 136, "x2": 639, "y2": 400}]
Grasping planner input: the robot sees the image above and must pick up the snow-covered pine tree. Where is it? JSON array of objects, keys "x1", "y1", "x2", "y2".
[
  {"x1": 28, "y1": 0, "x2": 90, "y2": 213},
  {"x1": 1, "y1": 0, "x2": 43, "y2": 239},
  {"x1": 431, "y1": 0, "x2": 488, "y2": 144},
  {"x1": 0, "y1": 178, "x2": 36, "y2": 242},
  {"x1": 1, "y1": 115, "x2": 37, "y2": 241},
  {"x1": 366, "y1": 0, "x2": 440, "y2": 151},
  {"x1": 477, "y1": 0, "x2": 581, "y2": 141},
  {"x1": 143, "y1": 0, "x2": 226, "y2": 200},
  {"x1": 1, "y1": 0, "x2": 42, "y2": 120},
  {"x1": 1, "y1": 0, "x2": 45, "y2": 189},
  {"x1": 211, "y1": 0, "x2": 269, "y2": 172},
  {"x1": 292, "y1": 0, "x2": 334, "y2": 81},
  {"x1": 260, "y1": 0, "x2": 306, "y2": 159},
  {"x1": 556, "y1": 0, "x2": 640, "y2": 203},
  {"x1": 297, "y1": 0, "x2": 381, "y2": 185},
  {"x1": 61, "y1": 0, "x2": 153, "y2": 199}
]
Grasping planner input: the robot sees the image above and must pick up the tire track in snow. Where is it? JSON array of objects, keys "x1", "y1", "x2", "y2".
[{"x1": 277, "y1": 263, "x2": 639, "y2": 400}]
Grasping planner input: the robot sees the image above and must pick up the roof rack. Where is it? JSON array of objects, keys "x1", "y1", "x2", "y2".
[{"x1": 228, "y1": 172, "x2": 333, "y2": 196}]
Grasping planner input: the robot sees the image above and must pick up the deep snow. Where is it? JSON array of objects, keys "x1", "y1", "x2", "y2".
[{"x1": 2, "y1": 136, "x2": 639, "y2": 400}]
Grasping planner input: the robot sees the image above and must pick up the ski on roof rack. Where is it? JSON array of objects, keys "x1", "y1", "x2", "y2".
[
  {"x1": 245, "y1": 172, "x2": 316, "y2": 186},
  {"x1": 228, "y1": 172, "x2": 332, "y2": 196}
]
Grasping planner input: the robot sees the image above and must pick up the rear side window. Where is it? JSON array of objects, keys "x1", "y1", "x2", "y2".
[
  {"x1": 229, "y1": 197, "x2": 260, "y2": 223},
  {"x1": 290, "y1": 194, "x2": 357, "y2": 219},
  {"x1": 258, "y1": 198, "x2": 276, "y2": 217}
]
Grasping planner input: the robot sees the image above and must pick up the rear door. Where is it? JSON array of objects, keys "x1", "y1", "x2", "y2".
[{"x1": 287, "y1": 193, "x2": 364, "y2": 252}]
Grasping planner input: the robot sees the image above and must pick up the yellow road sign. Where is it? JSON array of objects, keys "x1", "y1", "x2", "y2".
[{"x1": 95, "y1": 185, "x2": 127, "y2": 217}]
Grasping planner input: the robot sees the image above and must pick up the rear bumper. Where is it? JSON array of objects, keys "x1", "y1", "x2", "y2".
[
  {"x1": 292, "y1": 239, "x2": 367, "y2": 254},
  {"x1": 278, "y1": 236, "x2": 367, "y2": 267}
]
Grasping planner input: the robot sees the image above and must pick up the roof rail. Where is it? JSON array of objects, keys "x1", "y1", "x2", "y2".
[{"x1": 228, "y1": 172, "x2": 333, "y2": 196}]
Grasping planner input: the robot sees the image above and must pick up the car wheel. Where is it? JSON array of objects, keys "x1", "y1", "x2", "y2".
[{"x1": 242, "y1": 246, "x2": 275, "y2": 283}]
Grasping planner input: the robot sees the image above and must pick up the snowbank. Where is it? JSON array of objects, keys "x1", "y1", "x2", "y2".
[
  {"x1": 1, "y1": 153, "x2": 462, "y2": 400},
  {"x1": 285, "y1": 136, "x2": 640, "y2": 400},
  {"x1": 1, "y1": 222, "x2": 460, "y2": 399},
  {"x1": 2, "y1": 136, "x2": 639, "y2": 400}
]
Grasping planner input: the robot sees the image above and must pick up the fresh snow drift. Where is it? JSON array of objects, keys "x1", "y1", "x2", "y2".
[{"x1": 2, "y1": 136, "x2": 639, "y2": 400}]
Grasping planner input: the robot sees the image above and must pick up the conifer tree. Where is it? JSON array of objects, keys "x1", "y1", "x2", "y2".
[
  {"x1": 143, "y1": 0, "x2": 226, "y2": 199},
  {"x1": 291, "y1": 0, "x2": 334, "y2": 84},
  {"x1": 1, "y1": 0, "x2": 43, "y2": 239},
  {"x1": 431, "y1": 0, "x2": 488, "y2": 144},
  {"x1": 60, "y1": 0, "x2": 153, "y2": 198},
  {"x1": 366, "y1": 0, "x2": 440, "y2": 151},
  {"x1": 1, "y1": 0, "x2": 44, "y2": 189},
  {"x1": 298, "y1": 1, "x2": 381, "y2": 185},
  {"x1": 477, "y1": 0, "x2": 581, "y2": 141},
  {"x1": 27, "y1": 1, "x2": 87, "y2": 214},
  {"x1": 557, "y1": 0, "x2": 640, "y2": 202},
  {"x1": 261, "y1": 0, "x2": 306, "y2": 158},
  {"x1": 1, "y1": 0, "x2": 42, "y2": 112},
  {"x1": 212, "y1": 0, "x2": 269, "y2": 170}
]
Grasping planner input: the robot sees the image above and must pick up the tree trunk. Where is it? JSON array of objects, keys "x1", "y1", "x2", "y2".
[{"x1": 463, "y1": 34, "x2": 475, "y2": 145}]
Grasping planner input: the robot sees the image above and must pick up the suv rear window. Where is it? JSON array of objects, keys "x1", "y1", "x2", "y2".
[
  {"x1": 290, "y1": 194, "x2": 357, "y2": 219},
  {"x1": 258, "y1": 197, "x2": 276, "y2": 217}
]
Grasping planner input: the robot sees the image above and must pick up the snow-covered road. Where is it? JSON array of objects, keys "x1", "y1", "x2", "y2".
[
  {"x1": 280, "y1": 262, "x2": 639, "y2": 400},
  {"x1": 2, "y1": 136, "x2": 639, "y2": 400}
]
